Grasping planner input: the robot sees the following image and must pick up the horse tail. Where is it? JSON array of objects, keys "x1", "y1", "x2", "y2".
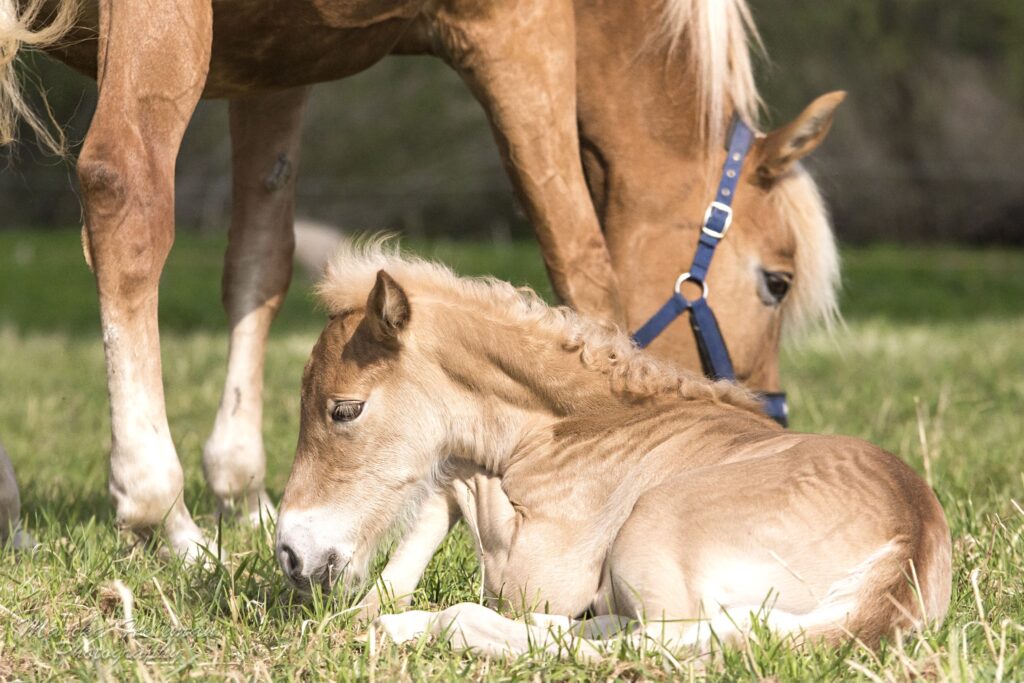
[
  {"x1": 656, "y1": 0, "x2": 763, "y2": 149},
  {"x1": 1, "y1": 0, "x2": 78, "y2": 154}
]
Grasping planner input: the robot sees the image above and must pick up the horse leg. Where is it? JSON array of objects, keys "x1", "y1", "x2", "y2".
[
  {"x1": 202, "y1": 87, "x2": 310, "y2": 523},
  {"x1": 77, "y1": 0, "x2": 212, "y2": 558},
  {"x1": 0, "y1": 441, "x2": 31, "y2": 548},
  {"x1": 358, "y1": 489, "x2": 461, "y2": 620},
  {"x1": 373, "y1": 602, "x2": 636, "y2": 660},
  {"x1": 427, "y1": 1, "x2": 624, "y2": 323}
]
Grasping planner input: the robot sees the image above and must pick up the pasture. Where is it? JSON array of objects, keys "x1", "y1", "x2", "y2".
[{"x1": 1, "y1": 229, "x2": 1022, "y2": 681}]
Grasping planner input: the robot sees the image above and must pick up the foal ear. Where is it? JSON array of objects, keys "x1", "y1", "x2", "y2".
[
  {"x1": 366, "y1": 269, "x2": 410, "y2": 342},
  {"x1": 755, "y1": 91, "x2": 846, "y2": 182}
]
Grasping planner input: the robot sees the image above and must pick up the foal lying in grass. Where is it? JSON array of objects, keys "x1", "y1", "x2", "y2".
[{"x1": 275, "y1": 242, "x2": 951, "y2": 657}]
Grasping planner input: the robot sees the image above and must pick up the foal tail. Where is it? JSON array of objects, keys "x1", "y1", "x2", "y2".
[
  {"x1": 836, "y1": 487, "x2": 953, "y2": 648},
  {"x1": 1, "y1": 0, "x2": 78, "y2": 154},
  {"x1": 656, "y1": 0, "x2": 763, "y2": 149}
]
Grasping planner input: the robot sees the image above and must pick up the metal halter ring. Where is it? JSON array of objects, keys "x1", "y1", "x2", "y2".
[{"x1": 674, "y1": 272, "x2": 709, "y2": 301}]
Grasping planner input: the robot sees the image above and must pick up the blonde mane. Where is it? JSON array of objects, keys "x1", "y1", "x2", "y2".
[
  {"x1": 318, "y1": 238, "x2": 762, "y2": 415},
  {"x1": 656, "y1": 0, "x2": 839, "y2": 333},
  {"x1": 774, "y1": 166, "x2": 841, "y2": 333},
  {"x1": 656, "y1": 0, "x2": 763, "y2": 150}
]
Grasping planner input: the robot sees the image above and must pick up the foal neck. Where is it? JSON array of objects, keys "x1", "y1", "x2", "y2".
[{"x1": 431, "y1": 303, "x2": 761, "y2": 475}]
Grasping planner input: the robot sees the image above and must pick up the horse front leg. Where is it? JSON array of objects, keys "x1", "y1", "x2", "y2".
[
  {"x1": 78, "y1": 0, "x2": 212, "y2": 559},
  {"x1": 427, "y1": 0, "x2": 624, "y2": 324},
  {"x1": 373, "y1": 602, "x2": 635, "y2": 661},
  {"x1": 202, "y1": 87, "x2": 310, "y2": 524},
  {"x1": 358, "y1": 488, "x2": 462, "y2": 620}
]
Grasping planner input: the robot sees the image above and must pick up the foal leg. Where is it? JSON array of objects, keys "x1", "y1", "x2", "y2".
[
  {"x1": 358, "y1": 489, "x2": 461, "y2": 620},
  {"x1": 202, "y1": 87, "x2": 310, "y2": 523},
  {"x1": 373, "y1": 602, "x2": 636, "y2": 661},
  {"x1": 426, "y1": 1, "x2": 624, "y2": 323},
  {"x1": 78, "y1": 0, "x2": 212, "y2": 558}
]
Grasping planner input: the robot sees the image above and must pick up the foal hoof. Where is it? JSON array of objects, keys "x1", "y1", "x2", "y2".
[{"x1": 372, "y1": 610, "x2": 436, "y2": 645}]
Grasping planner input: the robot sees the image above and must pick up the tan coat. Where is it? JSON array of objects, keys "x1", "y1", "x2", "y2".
[{"x1": 277, "y1": 242, "x2": 951, "y2": 656}]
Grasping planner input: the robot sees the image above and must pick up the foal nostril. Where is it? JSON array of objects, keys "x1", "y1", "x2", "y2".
[{"x1": 280, "y1": 543, "x2": 301, "y2": 580}]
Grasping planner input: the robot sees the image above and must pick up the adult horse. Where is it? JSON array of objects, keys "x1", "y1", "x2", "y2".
[
  {"x1": 275, "y1": 244, "x2": 951, "y2": 653},
  {"x1": 1, "y1": 0, "x2": 841, "y2": 558}
]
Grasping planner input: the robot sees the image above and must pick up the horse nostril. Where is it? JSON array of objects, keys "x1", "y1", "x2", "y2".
[{"x1": 280, "y1": 543, "x2": 301, "y2": 580}]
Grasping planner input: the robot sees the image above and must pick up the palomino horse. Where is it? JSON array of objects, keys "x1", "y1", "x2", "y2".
[
  {"x1": 1, "y1": 0, "x2": 840, "y2": 558},
  {"x1": 276, "y1": 243, "x2": 952, "y2": 655}
]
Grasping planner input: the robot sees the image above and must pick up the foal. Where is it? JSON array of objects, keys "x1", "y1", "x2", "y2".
[{"x1": 276, "y1": 243, "x2": 951, "y2": 656}]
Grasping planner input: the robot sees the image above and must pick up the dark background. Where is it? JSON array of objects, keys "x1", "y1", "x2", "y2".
[{"x1": 2, "y1": 0, "x2": 1023, "y2": 244}]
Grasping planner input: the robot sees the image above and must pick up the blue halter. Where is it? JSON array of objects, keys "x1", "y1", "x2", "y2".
[{"x1": 631, "y1": 118, "x2": 789, "y2": 427}]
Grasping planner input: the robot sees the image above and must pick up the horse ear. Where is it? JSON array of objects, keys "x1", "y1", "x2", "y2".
[
  {"x1": 756, "y1": 91, "x2": 845, "y2": 182},
  {"x1": 365, "y1": 269, "x2": 410, "y2": 342}
]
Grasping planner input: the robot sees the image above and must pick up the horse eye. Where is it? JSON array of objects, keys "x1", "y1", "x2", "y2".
[
  {"x1": 331, "y1": 400, "x2": 364, "y2": 423},
  {"x1": 761, "y1": 270, "x2": 793, "y2": 304}
]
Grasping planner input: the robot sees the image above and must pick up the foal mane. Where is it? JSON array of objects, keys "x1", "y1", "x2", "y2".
[
  {"x1": 656, "y1": 0, "x2": 763, "y2": 151},
  {"x1": 317, "y1": 237, "x2": 762, "y2": 415}
]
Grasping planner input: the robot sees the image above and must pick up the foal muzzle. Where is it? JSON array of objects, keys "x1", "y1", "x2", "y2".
[{"x1": 275, "y1": 511, "x2": 354, "y2": 592}]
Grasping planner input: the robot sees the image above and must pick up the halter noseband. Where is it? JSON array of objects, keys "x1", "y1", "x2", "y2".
[{"x1": 631, "y1": 118, "x2": 789, "y2": 427}]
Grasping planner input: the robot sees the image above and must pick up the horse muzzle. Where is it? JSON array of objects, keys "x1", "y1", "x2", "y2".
[{"x1": 275, "y1": 510, "x2": 354, "y2": 592}]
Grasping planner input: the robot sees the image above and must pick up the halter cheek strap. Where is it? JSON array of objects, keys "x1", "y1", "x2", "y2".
[{"x1": 631, "y1": 119, "x2": 789, "y2": 428}]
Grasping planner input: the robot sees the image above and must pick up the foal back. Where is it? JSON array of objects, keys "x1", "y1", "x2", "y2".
[{"x1": 603, "y1": 434, "x2": 951, "y2": 646}]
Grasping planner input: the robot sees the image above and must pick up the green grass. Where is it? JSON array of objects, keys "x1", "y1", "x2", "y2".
[{"x1": 1, "y1": 229, "x2": 1023, "y2": 681}]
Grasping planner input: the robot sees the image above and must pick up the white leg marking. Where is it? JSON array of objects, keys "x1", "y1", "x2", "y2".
[
  {"x1": 103, "y1": 321, "x2": 209, "y2": 560},
  {"x1": 374, "y1": 603, "x2": 641, "y2": 661},
  {"x1": 204, "y1": 310, "x2": 275, "y2": 523},
  {"x1": 360, "y1": 490, "x2": 459, "y2": 618}
]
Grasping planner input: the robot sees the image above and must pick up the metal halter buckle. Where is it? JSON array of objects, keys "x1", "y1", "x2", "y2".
[
  {"x1": 674, "y1": 272, "x2": 709, "y2": 301},
  {"x1": 701, "y1": 201, "x2": 734, "y2": 239}
]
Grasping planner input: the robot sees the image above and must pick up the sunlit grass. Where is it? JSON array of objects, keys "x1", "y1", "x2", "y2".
[{"x1": 0, "y1": 230, "x2": 1022, "y2": 680}]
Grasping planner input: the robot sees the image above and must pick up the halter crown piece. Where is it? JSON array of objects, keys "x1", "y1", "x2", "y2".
[{"x1": 631, "y1": 118, "x2": 789, "y2": 427}]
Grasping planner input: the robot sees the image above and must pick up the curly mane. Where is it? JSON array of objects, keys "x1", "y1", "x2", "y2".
[{"x1": 317, "y1": 237, "x2": 763, "y2": 416}]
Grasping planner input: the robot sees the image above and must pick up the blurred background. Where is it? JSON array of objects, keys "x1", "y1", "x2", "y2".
[{"x1": 1, "y1": 0, "x2": 1023, "y2": 244}]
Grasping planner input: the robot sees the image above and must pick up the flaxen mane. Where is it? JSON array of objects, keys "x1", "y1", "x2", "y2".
[
  {"x1": 656, "y1": 0, "x2": 840, "y2": 333},
  {"x1": 657, "y1": 0, "x2": 763, "y2": 150},
  {"x1": 774, "y1": 167, "x2": 841, "y2": 333},
  {"x1": 317, "y1": 238, "x2": 763, "y2": 416}
]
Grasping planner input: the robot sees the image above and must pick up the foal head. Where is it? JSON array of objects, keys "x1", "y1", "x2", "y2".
[{"x1": 275, "y1": 269, "x2": 449, "y2": 592}]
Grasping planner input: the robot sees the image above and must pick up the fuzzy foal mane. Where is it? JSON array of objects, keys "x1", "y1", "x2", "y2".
[{"x1": 317, "y1": 238, "x2": 762, "y2": 415}]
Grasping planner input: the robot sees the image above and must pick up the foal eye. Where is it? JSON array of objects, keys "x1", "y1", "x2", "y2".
[
  {"x1": 331, "y1": 400, "x2": 364, "y2": 423},
  {"x1": 760, "y1": 270, "x2": 794, "y2": 305}
]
